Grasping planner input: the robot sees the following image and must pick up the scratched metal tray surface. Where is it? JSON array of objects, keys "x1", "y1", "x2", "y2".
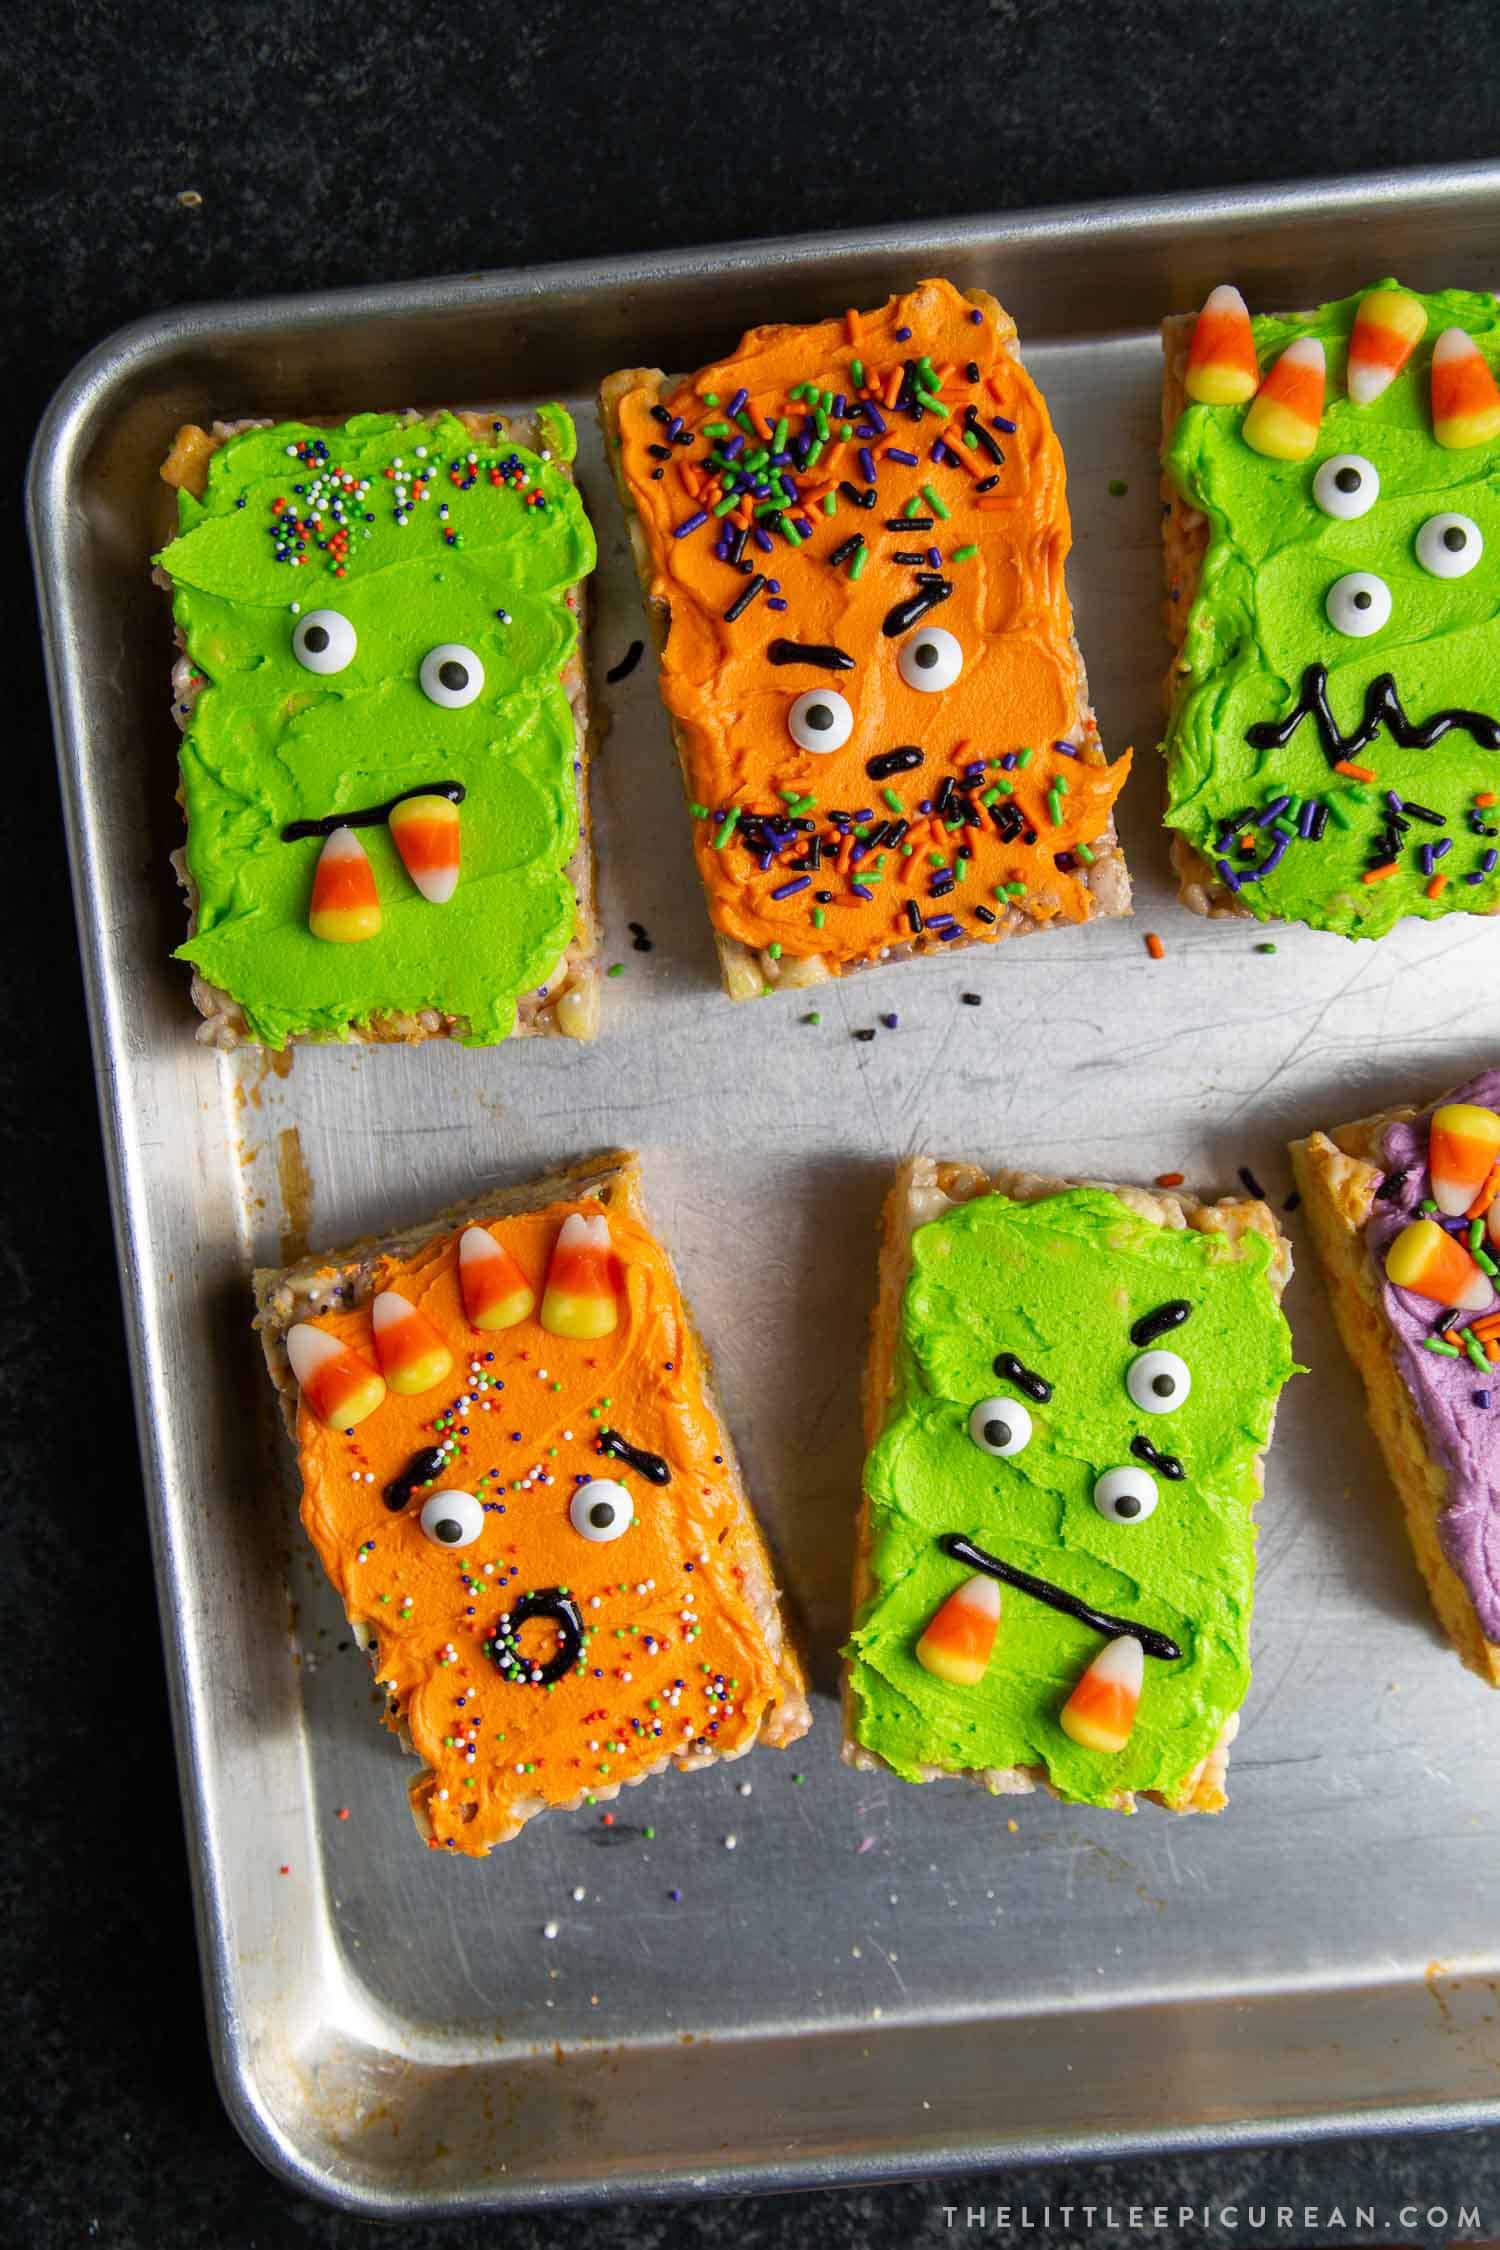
[{"x1": 28, "y1": 165, "x2": 1500, "y2": 2217}]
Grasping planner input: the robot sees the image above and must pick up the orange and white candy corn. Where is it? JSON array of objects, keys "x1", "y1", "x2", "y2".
[
  {"x1": 286, "y1": 1321, "x2": 386, "y2": 1428},
  {"x1": 371, "y1": 1289, "x2": 453, "y2": 1395},
  {"x1": 539, "y1": 1212, "x2": 619, "y2": 1339},
  {"x1": 1241, "y1": 336, "x2": 1325, "y2": 460},
  {"x1": 1184, "y1": 284, "x2": 1259, "y2": 405},
  {"x1": 389, "y1": 793, "x2": 461, "y2": 904},
  {"x1": 1431, "y1": 329, "x2": 1500, "y2": 449},
  {"x1": 1059, "y1": 1634, "x2": 1143, "y2": 1755},
  {"x1": 915, "y1": 1574, "x2": 1000, "y2": 1687},
  {"x1": 308, "y1": 825, "x2": 381, "y2": 943},
  {"x1": 1346, "y1": 286, "x2": 1427, "y2": 406},
  {"x1": 1428, "y1": 1103, "x2": 1500, "y2": 1216},
  {"x1": 458, "y1": 1225, "x2": 536, "y2": 1331},
  {"x1": 1384, "y1": 1218, "x2": 1494, "y2": 1312}
]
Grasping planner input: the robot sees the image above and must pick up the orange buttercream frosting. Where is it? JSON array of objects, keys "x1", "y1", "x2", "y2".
[
  {"x1": 617, "y1": 278, "x2": 1130, "y2": 965},
  {"x1": 293, "y1": 1195, "x2": 789, "y2": 1854}
]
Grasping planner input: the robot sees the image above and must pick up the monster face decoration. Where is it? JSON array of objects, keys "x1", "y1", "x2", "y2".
[
  {"x1": 845, "y1": 1179, "x2": 1297, "y2": 1812},
  {"x1": 261, "y1": 1157, "x2": 809, "y2": 1853},
  {"x1": 606, "y1": 279, "x2": 1132, "y2": 996},
  {"x1": 1163, "y1": 282, "x2": 1500, "y2": 936},
  {"x1": 156, "y1": 409, "x2": 596, "y2": 1046}
]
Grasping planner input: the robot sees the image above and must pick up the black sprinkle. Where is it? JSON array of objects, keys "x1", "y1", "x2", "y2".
[
  {"x1": 1238, "y1": 1165, "x2": 1266, "y2": 1200},
  {"x1": 853, "y1": 1028, "x2": 877, "y2": 1043},
  {"x1": 1374, "y1": 1169, "x2": 1409, "y2": 1204},
  {"x1": 1283, "y1": 1189, "x2": 1301, "y2": 1212},
  {"x1": 974, "y1": 904, "x2": 997, "y2": 925},
  {"x1": 960, "y1": 992, "x2": 982, "y2": 1006},
  {"x1": 885, "y1": 516, "x2": 933, "y2": 531},
  {"x1": 605, "y1": 639, "x2": 644, "y2": 684}
]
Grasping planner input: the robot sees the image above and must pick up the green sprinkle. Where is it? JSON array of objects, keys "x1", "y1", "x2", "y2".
[
  {"x1": 953, "y1": 857, "x2": 968, "y2": 883},
  {"x1": 850, "y1": 358, "x2": 864, "y2": 386},
  {"x1": 981, "y1": 786, "x2": 1001, "y2": 806},
  {"x1": 1272, "y1": 818, "x2": 1298, "y2": 839},
  {"x1": 804, "y1": 1011, "x2": 821, "y2": 1025},
  {"x1": 1478, "y1": 1250, "x2": 1500, "y2": 1280},
  {"x1": 689, "y1": 801, "x2": 709, "y2": 819},
  {"x1": 814, "y1": 409, "x2": 830, "y2": 441},
  {"x1": 903, "y1": 495, "x2": 922, "y2": 518},
  {"x1": 772, "y1": 418, "x2": 789, "y2": 454},
  {"x1": 1108, "y1": 478, "x2": 1128, "y2": 497},
  {"x1": 1256, "y1": 941, "x2": 1278, "y2": 953},
  {"x1": 823, "y1": 492, "x2": 837, "y2": 516},
  {"x1": 922, "y1": 484, "x2": 951, "y2": 521},
  {"x1": 702, "y1": 391, "x2": 719, "y2": 406},
  {"x1": 883, "y1": 786, "x2": 904, "y2": 813},
  {"x1": 712, "y1": 494, "x2": 738, "y2": 517},
  {"x1": 606, "y1": 962, "x2": 625, "y2": 978},
  {"x1": 644, "y1": 1826, "x2": 656, "y2": 1839},
  {"x1": 714, "y1": 808, "x2": 741, "y2": 849},
  {"x1": 1420, "y1": 1197, "x2": 1439, "y2": 1215},
  {"x1": 1046, "y1": 788, "x2": 1064, "y2": 826},
  {"x1": 781, "y1": 519, "x2": 804, "y2": 547},
  {"x1": 811, "y1": 909, "x2": 825, "y2": 929},
  {"x1": 848, "y1": 545, "x2": 868, "y2": 580},
  {"x1": 767, "y1": 942, "x2": 782, "y2": 959},
  {"x1": 951, "y1": 542, "x2": 979, "y2": 562},
  {"x1": 928, "y1": 850, "x2": 947, "y2": 868},
  {"x1": 962, "y1": 428, "x2": 980, "y2": 449},
  {"x1": 1464, "y1": 1329, "x2": 1491, "y2": 1368},
  {"x1": 1476, "y1": 1219, "x2": 1490, "y2": 1254},
  {"x1": 734, "y1": 411, "x2": 755, "y2": 435},
  {"x1": 1005, "y1": 881, "x2": 1027, "y2": 899},
  {"x1": 915, "y1": 389, "x2": 945, "y2": 416},
  {"x1": 702, "y1": 421, "x2": 731, "y2": 437},
  {"x1": 1323, "y1": 794, "x2": 1352, "y2": 830},
  {"x1": 803, "y1": 438, "x2": 824, "y2": 470},
  {"x1": 1075, "y1": 841, "x2": 1095, "y2": 864},
  {"x1": 1016, "y1": 747, "x2": 1034, "y2": 768}
]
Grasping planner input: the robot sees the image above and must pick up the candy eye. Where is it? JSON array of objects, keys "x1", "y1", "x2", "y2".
[
  {"x1": 898, "y1": 626, "x2": 963, "y2": 692},
  {"x1": 967, "y1": 1396, "x2": 1033, "y2": 1458},
  {"x1": 569, "y1": 1477, "x2": 634, "y2": 1543},
  {"x1": 418, "y1": 1489, "x2": 485, "y2": 1547},
  {"x1": 1126, "y1": 1349, "x2": 1192, "y2": 1415},
  {"x1": 787, "y1": 688, "x2": 853, "y2": 753},
  {"x1": 1326, "y1": 571, "x2": 1391, "y2": 637},
  {"x1": 1312, "y1": 453, "x2": 1379, "y2": 520},
  {"x1": 420, "y1": 643, "x2": 485, "y2": 708},
  {"x1": 292, "y1": 609, "x2": 357, "y2": 675},
  {"x1": 1416, "y1": 512, "x2": 1483, "y2": 579},
  {"x1": 1093, "y1": 1466, "x2": 1158, "y2": 1524}
]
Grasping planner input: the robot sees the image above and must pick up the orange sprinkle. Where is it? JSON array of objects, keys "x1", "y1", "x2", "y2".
[
  {"x1": 1145, "y1": 932, "x2": 1165, "y2": 960},
  {"x1": 1477, "y1": 791, "x2": 1498, "y2": 809},
  {"x1": 1155, "y1": 1171, "x2": 1185, "y2": 1188},
  {"x1": 884, "y1": 365, "x2": 905, "y2": 407},
  {"x1": 1362, "y1": 862, "x2": 1399, "y2": 884},
  {"x1": 1471, "y1": 1314, "x2": 1500, "y2": 1340},
  {"x1": 1334, "y1": 759, "x2": 1377, "y2": 781},
  {"x1": 952, "y1": 442, "x2": 998, "y2": 480},
  {"x1": 678, "y1": 462, "x2": 702, "y2": 500},
  {"x1": 1467, "y1": 1164, "x2": 1500, "y2": 1220},
  {"x1": 845, "y1": 308, "x2": 860, "y2": 345},
  {"x1": 748, "y1": 404, "x2": 772, "y2": 442},
  {"x1": 1489, "y1": 1340, "x2": 1500, "y2": 1363},
  {"x1": 1426, "y1": 874, "x2": 1449, "y2": 900}
]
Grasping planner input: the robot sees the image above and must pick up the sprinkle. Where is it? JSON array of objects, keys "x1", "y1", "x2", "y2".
[
  {"x1": 1156, "y1": 1172, "x2": 1185, "y2": 1188},
  {"x1": 1256, "y1": 941, "x2": 1277, "y2": 954},
  {"x1": 1424, "y1": 1336, "x2": 1462, "y2": 1358},
  {"x1": 1144, "y1": 932, "x2": 1165, "y2": 960},
  {"x1": 605, "y1": 640, "x2": 644, "y2": 684},
  {"x1": 1108, "y1": 478, "x2": 1128, "y2": 496},
  {"x1": 886, "y1": 447, "x2": 920, "y2": 467},
  {"x1": 921, "y1": 484, "x2": 951, "y2": 521},
  {"x1": 1362, "y1": 863, "x2": 1399, "y2": 884},
  {"x1": 951, "y1": 543, "x2": 979, "y2": 563},
  {"x1": 1334, "y1": 759, "x2": 1377, "y2": 782},
  {"x1": 714, "y1": 808, "x2": 742, "y2": 849},
  {"x1": 771, "y1": 876, "x2": 811, "y2": 900},
  {"x1": 960, "y1": 992, "x2": 982, "y2": 1007},
  {"x1": 1238, "y1": 1165, "x2": 1266, "y2": 1199},
  {"x1": 673, "y1": 511, "x2": 709, "y2": 539}
]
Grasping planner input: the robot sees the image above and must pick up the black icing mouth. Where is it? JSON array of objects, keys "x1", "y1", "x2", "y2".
[
  {"x1": 281, "y1": 779, "x2": 466, "y2": 843},
  {"x1": 939, "y1": 1532, "x2": 1182, "y2": 1661},
  {"x1": 1246, "y1": 664, "x2": 1500, "y2": 766}
]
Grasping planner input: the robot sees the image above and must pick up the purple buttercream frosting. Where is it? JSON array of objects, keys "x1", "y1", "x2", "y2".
[{"x1": 1363, "y1": 1069, "x2": 1500, "y2": 1640}]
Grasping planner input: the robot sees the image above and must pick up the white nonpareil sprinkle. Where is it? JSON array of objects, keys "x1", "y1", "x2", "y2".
[
  {"x1": 542, "y1": 1922, "x2": 559, "y2": 1941},
  {"x1": 572, "y1": 1885, "x2": 586, "y2": 1902},
  {"x1": 723, "y1": 1834, "x2": 737, "y2": 1850}
]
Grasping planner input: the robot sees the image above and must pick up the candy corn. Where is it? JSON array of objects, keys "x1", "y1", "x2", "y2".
[
  {"x1": 914, "y1": 1574, "x2": 1000, "y2": 1687},
  {"x1": 458, "y1": 1224, "x2": 536, "y2": 1330},
  {"x1": 1059, "y1": 1634, "x2": 1143, "y2": 1755},
  {"x1": 1431, "y1": 328, "x2": 1500, "y2": 449},
  {"x1": 1384, "y1": 1218, "x2": 1494, "y2": 1312},
  {"x1": 286, "y1": 1322, "x2": 386, "y2": 1428},
  {"x1": 539, "y1": 1212, "x2": 620, "y2": 1339},
  {"x1": 1346, "y1": 286, "x2": 1427, "y2": 406},
  {"x1": 389, "y1": 793, "x2": 461, "y2": 904},
  {"x1": 1184, "y1": 284, "x2": 1260, "y2": 405},
  {"x1": 371, "y1": 1289, "x2": 453, "y2": 1395},
  {"x1": 308, "y1": 825, "x2": 381, "y2": 943},
  {"x1": 1428, "y1": 1103, "x2": 1500, "y2": 1215},
  {"x1": 1242, "y1": 336, "x2": 1325, "y2": 460}
]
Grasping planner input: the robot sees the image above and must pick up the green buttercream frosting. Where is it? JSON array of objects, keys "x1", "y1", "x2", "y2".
[
  {"x1": 846, "y1": 1188, "x2": 1297, "y2": 1807},
  {"x1": 155, "y1": 410, "x2": 596, "y2": 1045},
  {"x1": 1164, "y1": 282, "x2": 1500, "y2": 936}
]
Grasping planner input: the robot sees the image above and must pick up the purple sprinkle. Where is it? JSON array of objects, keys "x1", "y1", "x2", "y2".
[
  {"x1": 1297, "y1": 798, "x2": 1318, "y2": 839},
  {"x1": 929, "y1": 441, "x2": 948, "y2": 464},
  {"x1": 859, "y1": 447, "x2": 878, "y2": 484},
  {"x1": 963, "y1": 761, "x2": 985, "y2": 780},
  {"x1": 728, "y1": 387, "x2": 748, "y2": 416},
  {"x1": 1051, "y1": 740, "x2": 1077, "y2": 758},
  {"x1": 1485, "y1": 850, "x2": 1499, "y2": 874},
  {"x1": 767, "y1": 597, "x2": 788, "y2": 610},
  {"x1": 1433, "y1": 837, "x2": 1453, "y2": 860},
  {"x1": 721, "y1": 434, "x2": 745, "y2": 461},
  {"x1": 1215, "y1": 858, "x2": 1242, "y2": 893},
  {"x1": 928, "y1": 546, "x2": 942, "y2": 569},
  {"x1": 1386, "y1": 789, "x2": 1404, "y2": 816},
  {"x1": 882, "y1": 1012, "x2": 899, "y2": 1029},
  {"x1": 673, "y1": 510, "x2": 708, "y2": 539},
  {"x1": 1467, "y1": 870, "x2": 1486, "y2": 885},
  {"x1": 969, "y1": 309, "x2": 984, "y2": 325},
  {"x1": 937, "y1": 922, "x2": 964, "y2": 941},
  {"x1": 1258, "y1": 831, "x2": 1291, "y2": 876},
  {"x1": 1001, "y1": 752, "x2": 1017, "y2": 770},
  {"x1": 887, "y1": 447, "x2": 919, "y2": 466},
  {"x1": 848, "y1": 841, "x2": 869, "y2": 865},
  {"x1": 992, "y1": 414, "x2": 1017, "y2": 433},
  {"x1": 666, "y1": 415, "x2": 684, "y2": 440},
  {"x1": 1257, "y1": 794, "x2": 1291, "y2": 827},
  {"x1": 752, "y1": 527, "x2": 774, "y2": 553},
  {"x1": 1420, "y1": 843, "x2": 1435, "y2": 877},
  {"x1": 669, "y1": 1888, "x2": 682, "y2": 1903},
  {"x1": 771, "y1": 875, "x2": 811, "y2": 900},
  {"x1": 863, "y1": 403, "x2": 888, "y2": 435},
  {"x1": 895, "y1": 325, "x2": 912, "y2": 340},
  {"x1": 796, "y1": 517, "x2": 814, "y2": 538},
  {"x1": 832, "y1": 394, "x2": 846, "y2": 417},
  {"x1": 1475, "y1": 1390, "x2": 1492, "y2": 1408},
  {"x1": 850, "y1": 881, "x2": 874, "y2": 901}
]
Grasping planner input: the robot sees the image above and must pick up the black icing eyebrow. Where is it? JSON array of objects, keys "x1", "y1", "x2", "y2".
[
  {"x1": 1130, "y1": 1300, "x2": 1192, "y2": 1348},
  {"x1": 767, "y1": 639, "x2": 855, "y2": 672},
  {"x1": 1131, "y1": 1434, "x2": 1185, "y2": 1482},
  {"x1": 882, "y1": 582, "x2": 952, "y2": 637},
  {"x1": 597, "y1": 1429, "x2": 671, "y2": 1486},
  {"x1": 993, "y1": 1351, "x2": 1052, "y2": 1404}
]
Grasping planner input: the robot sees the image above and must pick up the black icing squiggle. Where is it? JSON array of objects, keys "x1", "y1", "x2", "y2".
[
  {"x1": 598, "y1": 1428, "x2": 671, "y2": 1485},
  {"x1": 1247, "y1": 664, "x2": 1500, "y2": 766},
  {"x1": 940, "y1": 1532, "x2": 1183, "y2": 1661}
]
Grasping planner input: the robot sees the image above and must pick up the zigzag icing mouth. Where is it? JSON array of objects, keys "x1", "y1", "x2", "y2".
[{"x1": 1246, "y1": 663, "x2": 1500, "y2": 765}]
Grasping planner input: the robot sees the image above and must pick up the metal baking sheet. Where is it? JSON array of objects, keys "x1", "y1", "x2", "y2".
[{"x1": 28, "y1": 164, "x2": 1500, "y2": 2218}]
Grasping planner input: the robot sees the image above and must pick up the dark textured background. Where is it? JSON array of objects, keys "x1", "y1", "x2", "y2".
[{"x1": 9, "y1": 4, "x2": 1500, "y2": 2245}]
